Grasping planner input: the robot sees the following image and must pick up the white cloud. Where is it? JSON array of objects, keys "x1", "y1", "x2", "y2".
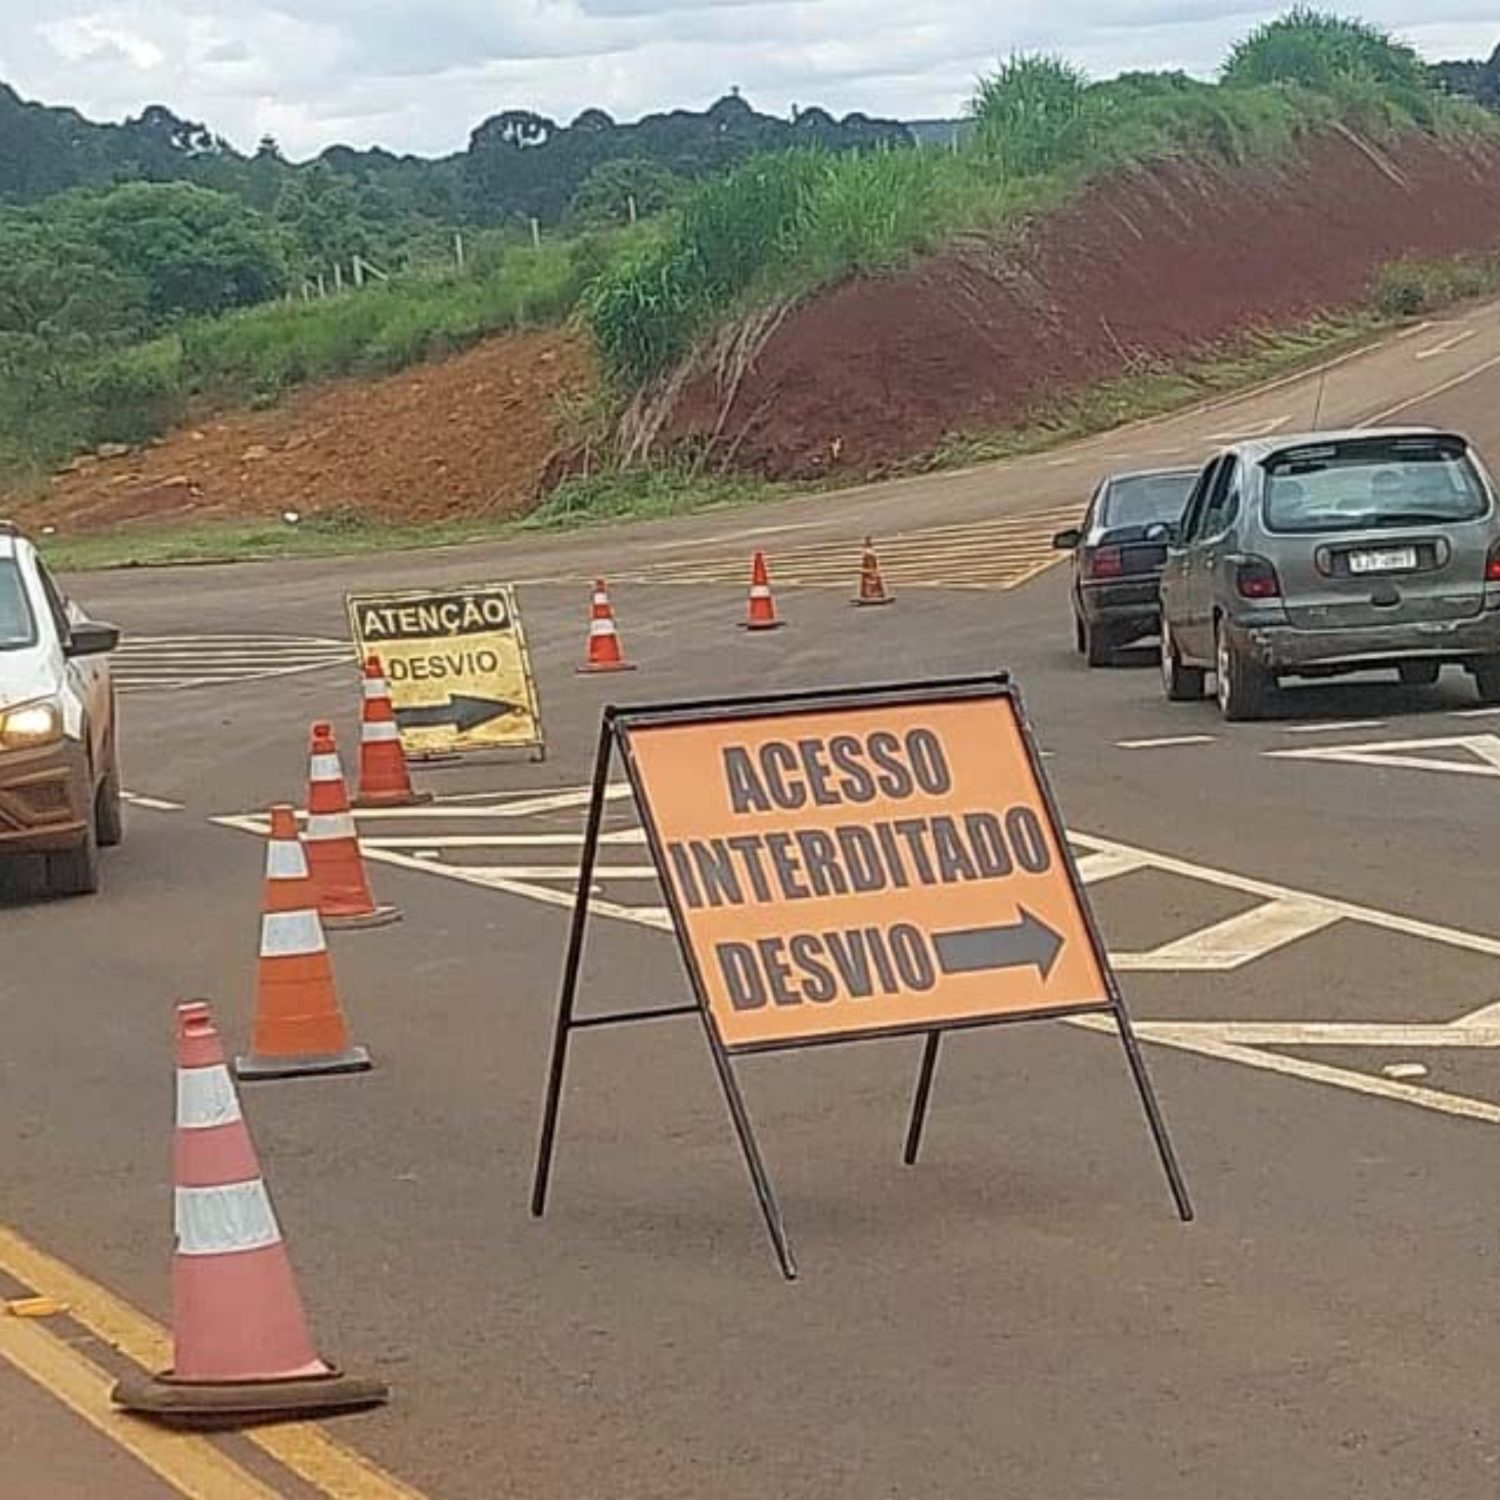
[{"x1": 0, "y1": 2, "x2": 1493, "y2": 158}]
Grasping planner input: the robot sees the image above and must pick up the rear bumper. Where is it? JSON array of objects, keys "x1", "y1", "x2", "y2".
[
  {"x1": 1079, "y1": 579, "x2": 1161, "y2": 634},
  {"x1": 1231, "y1": 611, "x2": 1500, "y2": 674},
  {"x1": 0, "y1": 740, "x2": 90, "y2": 854}
]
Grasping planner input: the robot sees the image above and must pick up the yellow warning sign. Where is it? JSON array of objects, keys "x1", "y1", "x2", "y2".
[
  {"x1": 623, "y1": 693, "x2": 1111, "y2": 1052},
  {"x1": 346, "y1": 584, "x2": 544, "y2": 757}
]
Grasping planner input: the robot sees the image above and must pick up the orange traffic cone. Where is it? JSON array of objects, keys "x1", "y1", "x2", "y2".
[
  {"x1": 235, "y1": 805, "x2": 372, "y2": 1080},
  {"x1": 853, "y1": 536, "x2": 893, "y2": 606},
  {"x1": 578, "y1": 579, "x2": 636, "y2": 673},
  {"x1": 112, "y1": 1001, "x2": 387, "y2": 1421},
  {"x1": 352, "y1": 656, "x2": 432, "y2": 809},
  {"x1": 304, "y1": 722, "x2": 400, "y2": 930},
  {"x1": 743, "y1": 551, "x2": 784, "y2": 631}
]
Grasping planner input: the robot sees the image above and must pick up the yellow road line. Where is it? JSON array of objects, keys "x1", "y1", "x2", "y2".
[
  {"x1": 0, "y1": 1312, "x2": 283, "y2": 1500},
  {"x1": 0, "y1": 1224, "x2": 426, "y2": 1500}
]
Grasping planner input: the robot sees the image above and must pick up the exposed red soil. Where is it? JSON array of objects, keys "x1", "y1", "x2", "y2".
[
  {"x1": 10, "y1": 329, "x2": 594, "y2": 535},
  {"x1": 660, "y1": 130, "x2": 1500, "y2": 480}
]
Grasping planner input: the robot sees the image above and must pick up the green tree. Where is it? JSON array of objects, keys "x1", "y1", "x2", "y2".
[
  {"x1": 81, "y1": 182, "x2": 286, "y2": 319},
  {"x1": 273, "y1": 163, "x2": 375, "y2": 276},
  {"x1": 568, "y1": 157, "x2": 685, "y2": 226}
]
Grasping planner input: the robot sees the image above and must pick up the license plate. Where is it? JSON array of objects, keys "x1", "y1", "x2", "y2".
[{"x1": 1349, "y1": 547, "x2": 1417, "y2": 574}]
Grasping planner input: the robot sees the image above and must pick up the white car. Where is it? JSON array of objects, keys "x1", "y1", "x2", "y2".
[{"x1": 0, "y1": 522, "x2": 122, "y2": 895}]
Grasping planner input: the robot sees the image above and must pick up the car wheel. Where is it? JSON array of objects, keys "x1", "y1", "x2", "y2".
[
  {"x1": 96, "y1": 748, "x2": 124, "y2": 848},
  {"x1": 1072, "y1": 610, "x2": 1086, "y2": 655},
  {"x1": 1398, "y1": 661, "x2": 1441, "y2": 688},
  {"x1": 1159, "y1": 617, "x2": 1205, "y2": 702},
  {"x1": 1083, "y1": 618, "x2": 1117, "y2": 668},
  {"x1": 45, "y1": 807, "x2": 101, "y2": 898},
  {"x1": 1215, "y1": 619, "x2": 1275, "y2": 722},
  {"x1": 1472, "y1": 657, "x2": 1500, "y2": 705}
]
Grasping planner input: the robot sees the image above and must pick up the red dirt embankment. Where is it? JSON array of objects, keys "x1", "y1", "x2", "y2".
[
  {"x1": 11, "y1": 329, "x2": 594, "y2": 535},
  {"x1": 661, "y1": 130, "x2": 1500, "y2": 480}
]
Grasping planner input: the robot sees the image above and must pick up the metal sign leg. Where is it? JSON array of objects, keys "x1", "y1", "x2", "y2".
[
  {"x1": 702, "y1": 1035, "x2": 799, "y2": 1281},
  {"x1": 902, "y1": 1032, "x2": 943, "y2": 1166},
  {"x1": 530, "y1": 716, "x2": 616, "y2": 1219},
  {"x1": 1113, "y1": 1007, "x2": 1194, "y2": 1223}
]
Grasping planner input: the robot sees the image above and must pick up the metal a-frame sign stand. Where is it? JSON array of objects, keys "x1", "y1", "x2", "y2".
[{"x1": 530, "y1": 675, "x2": 1193, "y2": 1281}]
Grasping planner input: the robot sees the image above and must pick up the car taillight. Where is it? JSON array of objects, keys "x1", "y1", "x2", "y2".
[
  {"x1": 1235, "y1": 556, "x2": 1282, "y2": 600},
  {"x1": 1087, "y1": 546, "x2": 1123, "y2": 580},
  {"x1": 1486, "y1": 541, "x2": 1500, "y2": 583}
]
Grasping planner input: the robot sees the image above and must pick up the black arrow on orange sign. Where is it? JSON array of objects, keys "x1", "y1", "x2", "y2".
[
  {"x1": 932, "y1": 909, "x2": 1065, "y2": 980},
  {"x1": 394, "y1": 694, "x2": 520, "y2": 734}
]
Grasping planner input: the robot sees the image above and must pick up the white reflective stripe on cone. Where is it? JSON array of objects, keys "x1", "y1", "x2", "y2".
[
  {"x1": 362, "y1": 680, "x2": 389, "y2": 700},
  {"x1": 589, "y1": 620, "x2": 616, "y2": 637},
  {"x1": 305, "y1": 812, "x2": 357, "y2": 842},
  {"x1": 175, "y1": 1180, "x2": 282, "y2": 1256},
  {"x1": 592, "y1": 593, "x2": 609, "y2": 607},
  {"x1": 176, "y1": 1064, "x2": 243, "y2": 1130},
  {"x1": 362, "y1": 721, "x2": 400, "y2": 742},
  {"x1": 309, "y1": 754, "x2": 343, "y2": 782},
  {"x1": 260, "y1": 908, "x2": 327, "y2": 958},
  {"x1": 266, "y1": 839, "x2": 310, "y2": 880}
]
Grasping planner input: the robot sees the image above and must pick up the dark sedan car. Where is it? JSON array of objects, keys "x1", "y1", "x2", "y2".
[{"x1": 1053, "y1": 466, "x2": 1199, "y2": 666}]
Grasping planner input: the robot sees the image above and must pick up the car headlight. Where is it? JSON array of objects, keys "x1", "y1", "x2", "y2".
[{"x1": 0, "y1": 699, "x2": 63, "y2": 750}]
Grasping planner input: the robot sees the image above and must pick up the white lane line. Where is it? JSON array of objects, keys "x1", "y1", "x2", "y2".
[
  {"x1": 1414, "y1": 329, "x2": 1477, "y2": 362},
  {"x1": 1203, "y1": 414, "x2": 1291, "y2": 442},
  {"x1": 1366, "y1": 350, "x2": 1500, "y2": 424},
  {"x1": 1269, "y1": 733, "x2": 1500, "y2": 777},
  {"x1": 1115, "y1": 735, "x2": 1216, "y2": 749},
  {"x1": 648, "y1": 519, "x2": 830, "y2": 552},
  {"x1": 1111, "y1": 896, "x2": 1341, "y2": 972},
  {"x1": 432, "y1": 864, "x2": 660, "y2": 881},
  {"x1": 1070, "y1": 1016, "x2": 1500, "y2": 1129},
  {"x1": 1135, "y1": 1021, "x2": 1500, "y2": 1047},
  {"x1": 1450, "y1": 707, "x2": 1500, "y2": 719},
  {"x1": 1281, "y1": 720, "x2": 1386, "y2": 735},
  {"x1": 122, "y1": 791, "x2": 183, "y2": 812},
  {"x1": 342, "y1": 786, "x2": 637, "y2": 819},
  {"x1": 1069, "y1": 830, "x2": 1500, "y2": 961},
  {"x1": 1071, "y1": 849, "x2": 1150, "y2": 884},
  {"x1": 349, "y1": 831, "x2": 646, "y2": 849},
  {"x1": 1452, "y1": 997, "x2": 1500, "y2": 1028}
]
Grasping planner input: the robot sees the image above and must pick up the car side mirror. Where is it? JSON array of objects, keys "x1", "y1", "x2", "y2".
[
  {"x1": 1052, "y1": 528, "x2": 1082, "y2": 551},
  {"x1": 65, "y1": 620, "x2": 120, "y2": 658}
]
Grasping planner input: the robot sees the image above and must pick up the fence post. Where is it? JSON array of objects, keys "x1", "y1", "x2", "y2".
[
  {"x1": 530, "y1": 217, "x2": 541, "y2": 250},
  {"x1": 627, "y1": 194, "x2": 638, "y2": 225},
  {"x1": 454, "y1": 231, "x2": 466, "y2": 270},
  {"x1": 333, "y1": 261, "x2": 344, "y2": 294}
]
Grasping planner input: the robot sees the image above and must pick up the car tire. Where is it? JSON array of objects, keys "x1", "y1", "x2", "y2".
[
  {"x1": 1398, "y1": 661, "x2": 1441, "y2": 688},
  {"x1": 96, "y1": 751, "x2": 124, "y2": 848},
  {"x1": 1472, "y1": 657, "x2": 1500, "y2": 705},
  {"x1": 45, "y1": 807, "x2": 100, "y2": 898},
  {"x1": 1159, "y1": 618, "x2": 1205, "y2": 702},
  {"x1": 1073, "y1": 610, "x2": 1086, "y2": 655},
  {"x1": 1215, "y1": 619, "x2": 1276, "y2": 722},
  {"x1": 1083, "y1": 618, "x2": 1117, "y2": 668}
]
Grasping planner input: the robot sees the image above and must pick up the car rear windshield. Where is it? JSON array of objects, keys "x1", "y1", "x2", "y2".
[
  {"x1": 0, "y1": 560, "x2": 37, "y2": 650},
  {"x1": 1102, "y1": 472, "x2": 1196, "y2": 528},
  {"x1": 1262, "y1": 436, "x2": 1489, "y2": 535}
]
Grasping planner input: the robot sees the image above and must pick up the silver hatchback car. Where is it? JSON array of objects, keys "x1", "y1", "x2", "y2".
[{"x1": 1159, "y1": 427, "x2": 1500, "y2": 720}]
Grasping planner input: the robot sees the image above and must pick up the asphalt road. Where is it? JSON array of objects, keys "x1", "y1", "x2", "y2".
[{"x1": 6, "y1": 296, "x2": 1500, "y2": 1498}]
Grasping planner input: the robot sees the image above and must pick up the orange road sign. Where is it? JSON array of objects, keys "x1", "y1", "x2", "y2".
[
  {"x1": 531, "y1": 676, "x2": 1193, "y2": 1281},
  {"x1": 625, "y1": 692, "x2": 1110, "y2": 1051}
]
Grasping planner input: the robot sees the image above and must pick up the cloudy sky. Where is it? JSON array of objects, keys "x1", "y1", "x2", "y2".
[{"x1": 1, "y1": 2, "x2": 1495, "y2": 159}]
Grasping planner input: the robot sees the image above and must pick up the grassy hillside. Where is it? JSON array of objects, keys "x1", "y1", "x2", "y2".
[{"x1": 586, "y1": 19, "x2": 1498, "y2": 391}]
